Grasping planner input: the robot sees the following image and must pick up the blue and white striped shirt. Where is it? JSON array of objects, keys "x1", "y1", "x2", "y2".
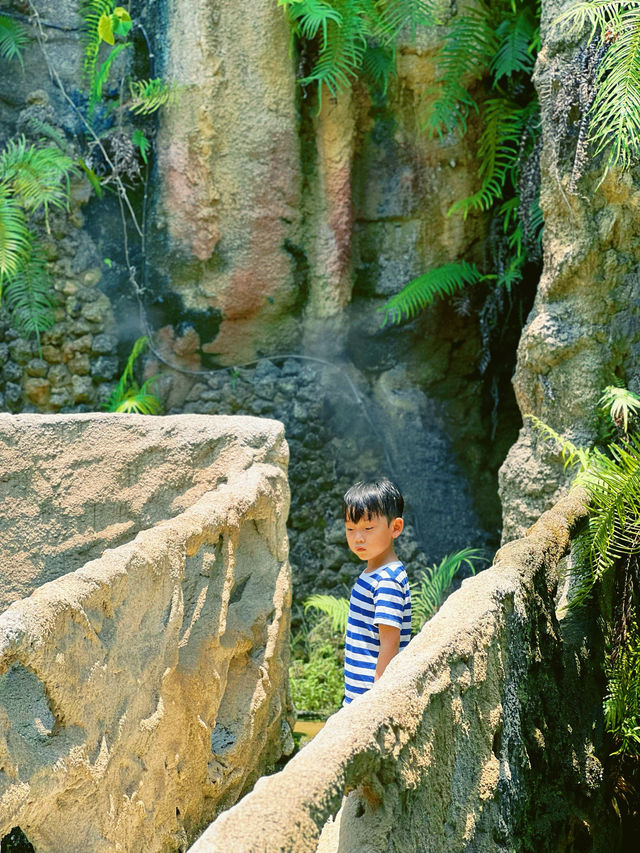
[{"x1": 343, "y1": 560, "x2": 411, "y2": 705}]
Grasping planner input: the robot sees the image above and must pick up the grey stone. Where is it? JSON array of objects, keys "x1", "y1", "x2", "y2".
[
  {"x1": 25, "y1": 359, "x2": 48, "y2": 378},
  {"x1": 8, "y1": 340, "x2": 33, "y2": 365},
  {"x1": 3, "y1": 361, "x2": 22, "y2": 384},
  {"x1": 91, "y1": 334, "x2": 118, "y2": 356},
  {"x1": 4, "y1": 383, "x2": 22, "y2": 407},
  {"x1": 90, "y1": 356, "x2": 119, "y2": 382}
]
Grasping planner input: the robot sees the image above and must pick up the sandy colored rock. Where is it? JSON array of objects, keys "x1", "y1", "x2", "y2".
[{"x1": 0, "y1": 414, "x2": 293, "y2": 853}]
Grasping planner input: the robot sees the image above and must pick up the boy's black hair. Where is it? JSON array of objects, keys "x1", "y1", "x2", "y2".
[{"x1": 343, "y1": 478, "x2": 404, "y2": 523}]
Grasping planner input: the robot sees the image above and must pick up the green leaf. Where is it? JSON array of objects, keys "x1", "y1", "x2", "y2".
[
  {"x1": 379, "y1": 261, "x2": 487, "y2": 325},
  {"x1": 131, "y1": 129, "x2": 150, "y2": 164},
  {"x1": 98, "y1": 12, "x2": 115, "y2": 45},
  {"x1": 2, "y1": 244, "x2": 56, "y2": 347},
  {"x1": 128, "y1": 78, "x2": 176, "y2": 115},
  {"x1": 77, "y1": 156, "x2": 103, "y2": 198},
  {"x1": 491, "y1": 10, "x2": 536, "y2": 83},
  {"x1": 0, "y1": 14, "x2": 29, "y2": 67},
  {"x1": 0, "y1": 185, "x2": 30, "y2": 284},
  {"x1": 304, "y1": 594, "x2": 350, "y2": 634},
  {"x1": 112, "y1": 7, "x2": 132, "y2": 37},
  {"x1": 0, "y1": 137, "x2": 76, "y2": 217}
]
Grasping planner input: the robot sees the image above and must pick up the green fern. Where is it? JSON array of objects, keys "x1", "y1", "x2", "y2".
[
  {"x1": 555, "y1": 2, "x2": 640, "y2": 170},
  {"x1": 0, "y1": 136, "x2": 76, "y2": 218},
  {"x1": 0, "y1": 14, "x2": 29, "y2": 67},
  {"x1": 81, "y1": 1, "x2": 115, "y2": 84},
  {"x1": 304, "y1": 593, "x2": 350, "y2": 633},
  {"x1": 449, "y1": 97, "x2": 530, "y2": 217},
  {"x1": 283, "y1": 0, "x2": 434, "y2": 105},
  {"x1": 0, "y1": 185, "x2": 30, "y2": 287},
  {"x1": 106, "y1": 336, "x2": 163, "y2": 414},
  {"x1": 411, "y1": 548, "x2": 486, "y2": 631},
  {"x1": 2, "y1": 245, "x2": 55, "y2": 346},
  {"x1": 379, "y1": 261, "x2": 487, "y2": 325},
  {"x1": 491, "y1": 9, "x2": 536, "y2": 83},
  {"x1": 423, "y1": 5, "x2": 498, "y2": 139},
  {"x1": 600, "y1": 385, "x2": 640, "y2": 433},
  {"x1": 128, "y1": 78, "x2": 177, "y2": 115}
]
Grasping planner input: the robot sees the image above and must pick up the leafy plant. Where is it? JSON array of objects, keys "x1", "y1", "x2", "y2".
[
  {"x1": 411, "y1": 548, "x2": 487, "y2": 631},
  {"x1": 290, "y1": 601, "x2": 346, "y2": 714},
  {"x1": 106, "y1": 336, "x2": 162, "y2": 414},
  {"x1": 279, "y1": 0, "x2": 435, "y2": 106},
  {"x1": 2, "y1": 246, "x2": 56, "y2": 346},
  {"x1": 304, "y1": 593, "x2": 350, "y2": 633},
  {"x1": 0, "y1": 14, "x2": 28, "y2": 66},
  {"x1": 378, "y1": 0, "x2": 541, "y2": 339},
  {"x1": 378, "y1": 261, "x2": 488, "y2": 325},
  {"x1": 0, "y1": 137, "x2": 76, "y2": 343}
]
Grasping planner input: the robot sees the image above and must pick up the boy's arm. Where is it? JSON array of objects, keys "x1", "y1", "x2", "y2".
[{"x1": 374, "y1": 624, "x2": 400, "y2": 682}]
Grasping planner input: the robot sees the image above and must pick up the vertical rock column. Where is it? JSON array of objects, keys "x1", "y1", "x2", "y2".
[
  {"x1": 154, "y1": 0, "x2": 302, "y2": 363},
  {"x1": 499, "y1": 0, "x2": 640, "y2": 541}
]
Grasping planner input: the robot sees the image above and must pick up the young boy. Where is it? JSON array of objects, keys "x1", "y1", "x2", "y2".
[{"x1": 342, "y1": 478, "x2": 411, "y2": 705}]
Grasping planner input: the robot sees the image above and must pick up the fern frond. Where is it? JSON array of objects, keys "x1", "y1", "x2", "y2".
[
  {"x1": 0, "y1": 137, "x2": 76, "y2": 216},
  {"x1": 89, "y1": 41, "x2": 130, "y2": 119},
  {"x1": 304, "y1": 593, "x2": 350, "y2": 634},
  {"x1": 600, "y1": 385, "x2": 640, "y2": 433},
  {"x1": 110, "y1": 381, "x2": 162, "y2": 414},
  {"x1": 423, "y1": 6, "x2": 498, "y2": 139},
  {"x1": 0, "y1": 14, "x2": 29, "y2": 67},
  {"x1": 362, "y1": 42, "x2": 396, "y2": 93},
  {"x1": 376, "y1": 0, "x2": 437, "y2": 42},
  {"x1": 2, "y1": 245, "x2": 55, "y2": 346},
  {"x1": 128, "y1": 78, "x2": 177, "y2": 115},
  {"x1": 448, "y1": 97, "x2": 528, "y2": 217},
  {"x1": 411, "y1": 548, "x2": 486, "y2": 631},
  {"x1": 300, "y1": 2, "x2": 369, "y2": 104},
  {"x1": 491, "y1": 10, "x2": 536, "y2": 83},
  {"x1": 588, "y1": 6, "x2": 640, "y2": 169},
  {"x1": 553, "y1": 0, "x2": 626, "y2": 40},
  {"x1": 604, "y1": 619, "x2": 640, "y2": 757},
  {"x1": 570, "y1": 436, "x2": 640, "y2": 605},
  {"x1": 0, "y1": 185, "x2": 30, "y2": 284},
  {"x1": 286, "y1": 0, "x2": 343, "y2": 46},
  {"x1": 526, "y1": 413, "x2": 592, "y2": 471},
  {"x1": 378, "y1": 261, "x2": 486, "y2": 325}
]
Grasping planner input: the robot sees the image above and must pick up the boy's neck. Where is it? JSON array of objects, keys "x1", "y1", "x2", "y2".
[{"x1": 365, "y1": 547, "x2": 398, "y2": 573}]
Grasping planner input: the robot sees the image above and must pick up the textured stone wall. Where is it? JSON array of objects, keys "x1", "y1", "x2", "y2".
[
  {"x1": 189, "y1": 489, "x2": 612, "y2": 853},
  {"x1": 499, "y1": 0, "x2": 640, "y2": 540},
  {"x1": 0, "y1": 414, "x2": 293, "y2": 853}
]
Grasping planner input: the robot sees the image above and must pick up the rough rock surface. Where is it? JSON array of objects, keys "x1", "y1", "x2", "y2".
[
  {"x1": 0, "y1": 414, "x2": 293, "y2": 853},
  {"x1": 189, "y1": 489, "x2": 613, "y2": 853},
  {"x1": 0, "y1": 412, "x2": 286, "y2": 610},
  {"x1": 499, "y1": 0, "x2": 640, "y2": 540}
]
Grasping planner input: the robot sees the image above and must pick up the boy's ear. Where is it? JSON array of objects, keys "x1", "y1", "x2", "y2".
[{"x1": 391, "y1": 517, "x2": 404, "y2": 538}]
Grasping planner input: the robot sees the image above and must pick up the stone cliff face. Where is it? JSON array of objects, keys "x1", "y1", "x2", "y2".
[{"x1": 499, "y1": 0, "x2": 640, "y2": 539}]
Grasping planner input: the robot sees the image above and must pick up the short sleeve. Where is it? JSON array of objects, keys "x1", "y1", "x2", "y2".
[{"x1": 373, "y1": 577, "x2": 404, "y2": 628}]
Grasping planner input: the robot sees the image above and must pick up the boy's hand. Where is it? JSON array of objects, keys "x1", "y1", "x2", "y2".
[{"x1": 374, "y1": 624, "x2": 400, "y2": 682}]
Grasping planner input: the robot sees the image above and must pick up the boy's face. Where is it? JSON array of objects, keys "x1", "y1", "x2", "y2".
[{"x1": 345, "y1": 512, "x2": 403, "y2": 568}]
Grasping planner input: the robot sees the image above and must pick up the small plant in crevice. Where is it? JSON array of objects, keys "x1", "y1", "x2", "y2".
[{"x1": 105, "y1": 336, "x2": 162, "y2": 414}]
